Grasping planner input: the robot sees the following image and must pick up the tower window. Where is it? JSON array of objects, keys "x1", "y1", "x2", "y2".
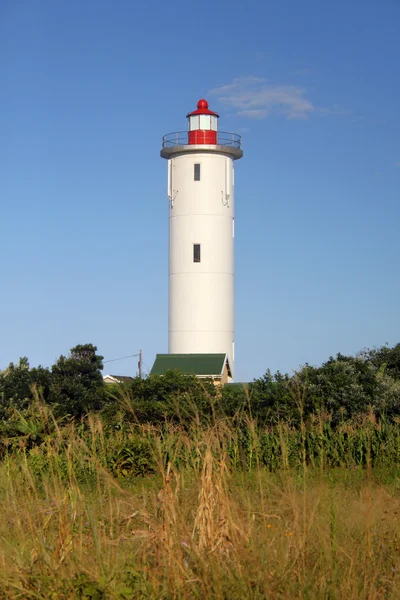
[
  {"x1": 193, "y1": 244, "x2": 201, "y2": 263},
  {"x1": 194, "y1": 163, "x2": 201, "y2": 181}
]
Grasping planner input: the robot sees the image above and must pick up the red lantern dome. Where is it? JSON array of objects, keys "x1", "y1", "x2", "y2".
[{"x1": 186, "y1": 99, "x2": 219, "y2": 145}]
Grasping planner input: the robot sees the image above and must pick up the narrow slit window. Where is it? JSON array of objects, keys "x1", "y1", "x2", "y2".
[
  {"x1": 194, "y1": 163, "x2": 201, "y2": 181},
  {"x1": 193, "y1": 244, "x2": 201, "y2": 263}
]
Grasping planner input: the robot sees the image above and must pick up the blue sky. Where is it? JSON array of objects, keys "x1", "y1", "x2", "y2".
[{"x1": 1, "y1": 0, "x2": 399, "y2": 381}]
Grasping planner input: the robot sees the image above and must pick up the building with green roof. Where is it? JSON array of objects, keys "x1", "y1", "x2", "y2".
[{"x1": 150, "y1": 353, "x2": 232, "y2": 385}]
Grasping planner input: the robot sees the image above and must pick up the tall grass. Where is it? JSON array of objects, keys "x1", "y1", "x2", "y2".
[{"x1": 0, "y1": 399, "x2": 399, "y2": 598}]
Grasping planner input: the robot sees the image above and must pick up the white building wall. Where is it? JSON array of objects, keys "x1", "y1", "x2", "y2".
[{"x1": 168, "y1": 151, "x2": 235, "y2": 375}]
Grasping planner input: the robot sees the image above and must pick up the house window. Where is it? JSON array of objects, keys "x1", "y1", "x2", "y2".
[
  {"x1": 193, "y1": 244, "x2": 201, "y2": 263},
  {"x1": 194, "y1": 163, "x2": 200, "y2": 181}
]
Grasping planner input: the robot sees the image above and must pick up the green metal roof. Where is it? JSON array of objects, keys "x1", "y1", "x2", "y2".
[{"x1": 150, "y1": 353, "x2": 230, "y2": 377}]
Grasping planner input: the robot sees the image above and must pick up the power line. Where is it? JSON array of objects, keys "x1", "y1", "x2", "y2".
[
  {"x1": 142, "y1": 361, "x2": 151, "y2": 375},
  {"x1": 103, "y1": 353, "x2": 140, "y2": 364}
]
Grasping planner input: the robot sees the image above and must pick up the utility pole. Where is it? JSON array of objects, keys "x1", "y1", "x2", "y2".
[{"x1": 138, "y1": 349, "x2": 142, "y2": 379}]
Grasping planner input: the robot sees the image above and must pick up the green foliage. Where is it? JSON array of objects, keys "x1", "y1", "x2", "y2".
[
  {"x1": 106, "y1": 435, "x2": 155, "y2": 478},
  {"x1": 248, "y1": 345, "x2": 400, "y2": 425},
  {"x1": 249, "y1": 370, "x2": 294, "y2": 423},
  {"x1": 300, "y1": 354, "x2": 379, "y2": 423},
  {"x1": 0, "y1": 357, "x2": 51, "y2": 415},
  {"x1": 1, "y1": 340, "x2": 400, "y2": 452},
  {"x1": 72, "y1": 573, "x2": 107, "y2": 599},
  {"x1": 2, "y1": 404, "x2": 400, "y2": 483},
  {"x1": 218, "y1": 383, "x2": 248, "y2": 417},
  {"x1": 0, "y1": 399, "x2": 60, "y2": 457},
  {"x1": 362, "y1": 342, "x2": 400, "y2": 380},
  {"x1": 103, "y1": 369, "x2": 217, "y2": 426},
  {"x1": 50, "y1": 343, "x2": 106, "y2": 417}
]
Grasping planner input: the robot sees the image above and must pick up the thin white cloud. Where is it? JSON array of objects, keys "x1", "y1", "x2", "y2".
[
  {"x1": 237, "y1": 109, "x2": 268, "y2": 119},
  {"x1": 396, "y1": 161, "x2": 400, "y2": 168},
  {"x1": 318, "y1": 105, "x2": 352, "y2": 117},
  {"x1": 210, "y1": 76, "x2": 314, "y2": 120}
]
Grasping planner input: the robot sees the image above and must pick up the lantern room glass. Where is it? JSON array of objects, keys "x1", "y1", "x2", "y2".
[
  {"x1": 199, "y1": 114, "x2": 210, "y2": 129},
  {"x1": 189, "y1": 116, "x2": 199, "y2": 131},
  {"x1": 189, "y1": 114, "x2": 218, "y2": 131}
]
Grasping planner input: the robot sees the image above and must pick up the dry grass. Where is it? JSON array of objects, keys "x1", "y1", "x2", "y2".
[{"x1": 0, "y1": 418, "x2": 399, "y2": 599}]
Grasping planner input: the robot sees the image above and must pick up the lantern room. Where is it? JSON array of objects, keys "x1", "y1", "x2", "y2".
[{"x1": 187, "y1": 99, "x2": 219, "y2": 145}]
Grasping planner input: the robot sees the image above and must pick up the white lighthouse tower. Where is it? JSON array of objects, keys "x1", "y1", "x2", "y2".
[{"x1": 160, "y1": 99, "x2": 243, "y2": 379}]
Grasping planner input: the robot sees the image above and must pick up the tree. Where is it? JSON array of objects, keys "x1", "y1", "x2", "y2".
[
  {"x1": 250, "y1": 370, "x2": 294, "y2": 423},
  {"x1": 299, "y1": 354, "x2": 380, "y2": 423},
  {"x1": 362, "y1": 343, "x2": 400, "y2": 381},
  {"x1": 0, "y1": 358, "x2": 51, "y2": 416},
  {"x1": 50, "y1": 343, "x2": 105, "y2": 417}
]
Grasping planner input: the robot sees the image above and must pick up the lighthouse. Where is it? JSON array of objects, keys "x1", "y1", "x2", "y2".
[{"x1": 160, "y1": 99, "x2": 243, "y2": 379}]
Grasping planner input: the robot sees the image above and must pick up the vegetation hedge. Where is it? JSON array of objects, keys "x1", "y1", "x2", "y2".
[{"x1": 0, "y1": 342, "x2": 400, "y2": 476}]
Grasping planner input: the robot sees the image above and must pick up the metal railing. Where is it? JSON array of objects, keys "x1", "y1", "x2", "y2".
[{"x1": 162, "y1": 131, "x2": 242, "y2": 149}]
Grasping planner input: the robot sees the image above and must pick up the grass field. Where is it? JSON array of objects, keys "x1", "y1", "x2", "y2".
[{"x1": 0, "y1": 404, "x2": 400, "y2": 599}]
